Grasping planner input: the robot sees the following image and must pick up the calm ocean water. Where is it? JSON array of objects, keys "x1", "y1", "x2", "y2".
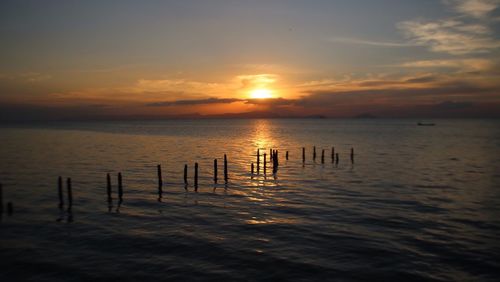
[{"x1": 1, "y1": 119, "x2": 500, "y2": 281}]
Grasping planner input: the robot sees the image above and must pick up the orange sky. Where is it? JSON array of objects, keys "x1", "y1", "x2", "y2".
[{"x1": 1, "y1": 0, "x2": 500, "y2": 120}]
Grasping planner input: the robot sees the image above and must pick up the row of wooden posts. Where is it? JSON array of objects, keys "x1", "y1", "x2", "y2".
[{"x1": 0, "y1": 147, "x2": 354, "y2": 214}]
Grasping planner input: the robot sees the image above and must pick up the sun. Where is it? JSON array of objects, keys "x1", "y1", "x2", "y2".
[{"x1": 250, "y1": 88, "x2": 273, "y2": 99}]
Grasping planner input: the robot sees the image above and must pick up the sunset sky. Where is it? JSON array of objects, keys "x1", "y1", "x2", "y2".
[{"x1": 1, "y1": 0, "x2": 500, "y2": 120}]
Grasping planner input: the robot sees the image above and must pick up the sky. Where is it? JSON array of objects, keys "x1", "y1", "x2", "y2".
[{"x1": 1, "y1": 0, "x2": 499, "y2": 120}]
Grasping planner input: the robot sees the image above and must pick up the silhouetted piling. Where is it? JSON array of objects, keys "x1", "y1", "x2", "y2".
[
  {"x1": 157, "y1": 164, "x2": 163, "y2": 189},
  {"x1": 286, "y1": 151, "x2": 289, "y2": 160},
  {"x1": 351, "y1": 148, "x2": 354, "y2": 163},
  {"x1": 57, "y1": 176, "x2": 64, "y2": 209},
  {"x1": 118, "y1": 173, "x2": 123, "y2": 202},
  {"x1": 184, "y1": 164, "x2": 188, "y2": 185},
  {"x1": 194, "y1": 163, "x2": 199, "y2": 191},
  {"x1": 331, "y1": 147, "x2": 335, "y2": 163},
  {"x1": 264, "y1": 153, "x2": 267, "y2": 174},
  {"x1": 7, "y1": 202, "x2": 12, "y2": 216},
  {"x1": 251, "y1": 163, "x2": 254, "y2": 175},
  {"x1": 106, "y1": 173, "x2": 112, "y2": 204},
  {"x1": 257, "y1": 149, "x2": 260, "y2": 174},
  {"x1": 335, "y1": 153, "x2": 339, "y2": 165},
  {"x1": 67, "y1": 178, "x2": 73, "y2": 211},
  {"x1": 302, "y1": 147, "x2": 305, "y2": 163},
  {"x1": 313, "y1": 146, "x2": 317, "y2": 161},
  {"x1": 273, "y1": 151, "x2": 278, "y2": 174},
  {"x1": 270, "y1": 148, "x2": 273, "y2": 161},
  {"x1": 321, "y1": 149, "x2": 325, "y2": 164},
  {"x1": 213, "y1": 159, "x2": 218, "y2": 183},
  {"x1": 224, "y1": 154, "x2": 228, "y2": 182}
]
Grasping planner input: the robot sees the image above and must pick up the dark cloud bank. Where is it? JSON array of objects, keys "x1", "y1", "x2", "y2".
[{"x1": 2, "y1": 87, "x2": 500, "y2": 122}]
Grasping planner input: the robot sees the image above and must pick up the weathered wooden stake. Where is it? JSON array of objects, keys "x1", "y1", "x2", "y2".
[
  {"x1": 335, "y1": 153, "x2": 339, "y2": 165},
  {"x1": 257, "y1": 149, "x2": 260, "y2": 174},
  {"x1": 184, "y1": 164, "x2": 188, "y2": 185},
  {"x1": 157, "y1": 164, "x2": 163, "y2": 189},
  {"x1": 118, "y1": 173, "x2": 123, "y2": 201},
  {"x1": 270, "y1": 148, "x2": 273, "y2": 161},
  {"x1": 263, "y1": 153, "x2": 267, "y2": 174},
  {"x1": 58, "y1": 176, "x2": 64, "y2": 209},
  {"x1": 67, "y1": 178, "x2": 73, "y2": 210},
  {"x1": 213, "y1": 159, "x2": 218, "y2": 183},
  {"x1": 224, "y1": 154, "x2": 228, "y2": 182},
  {"x1": 7, "y1": 202, "x2": 12, "y2": 216},
  {"x1": 331, "y1": 147, "x2": 335, "y2": 163},
  {"x1": 273, "y1": 151, "x2": 278, "y2": 174},
  {"x1": 286, "y1": 151, "x2": 289, "y2": 160},
  {"x1": 321, "y1": 149, "x2": 325, "y2": 164},
  {"x1": 251, "y1": 163, "x2": 254, "y2": 175},
  {"x1": 302, "y1": 147, "x2": 305, "y2": 163},
  {"x1": 351, "y1": 147, "x2": 354, "y2": 163},
  {"x1": 194, "y1": 163, "x2": 199, "y2": 190},
  {"x1": 313, "y1": 146, "x2": 317, "y2": 161},
  {"x1": 106, "y1": 173, "x2": 112, "y2": 204}
]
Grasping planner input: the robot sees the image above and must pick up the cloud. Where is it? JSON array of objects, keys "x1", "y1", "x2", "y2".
[
  {"x1": 397, "y1": 0, "x2": 500, "y2": 55},
  {"x1": 0, "y1": 72, "x2": 52, "y2": 83},
  {"x1": 328, "y1": 37, "x2": 416, "y2": 47},
  {"x1": 400, "y1": 58, "x2": 494, "y2": 71},
  {"x1": 235, "y1": 74, "x2": 278, "y2": 89},
  {"x1": 147, "y1": 97, "x2": 243, "y2": 107},
  {"x1": 398, "y1": 19, "x2": 500, "y2": 55},
  {"x1": 147, "y1": 97, "x2": 297, "y2": 107},
  {"x1": 299, "y1": 84, "x2": 490, "y2": 108},
  {"x1": 244, "y1": 98, "x2": 296, "y2": 106},
  {"x1": 448, "y1": 0, "x2": 500, "y2": 18}
]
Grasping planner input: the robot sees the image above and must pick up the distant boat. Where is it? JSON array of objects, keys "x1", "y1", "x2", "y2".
[{"x1": 417, "y1": 122, "x2": 435, "y2": 126}]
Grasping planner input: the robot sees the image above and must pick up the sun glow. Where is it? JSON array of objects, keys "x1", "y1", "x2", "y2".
[{"x1": 250, "y1": 88, "x2": 273, "y2": 99}]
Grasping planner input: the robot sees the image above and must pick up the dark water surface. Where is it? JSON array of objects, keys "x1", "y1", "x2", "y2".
[{"x1": 1, "y1": 119, "x2": 500, "y2": 281}]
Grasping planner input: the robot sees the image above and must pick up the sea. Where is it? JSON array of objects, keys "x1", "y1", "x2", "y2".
[{"x1": 1, "y1": 119, "x2": 499, "y2": 281}]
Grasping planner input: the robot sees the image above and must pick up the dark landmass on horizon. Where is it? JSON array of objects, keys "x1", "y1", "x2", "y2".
[{"x1": 1, "y1": 109, "x2": 500, "y2": 123}]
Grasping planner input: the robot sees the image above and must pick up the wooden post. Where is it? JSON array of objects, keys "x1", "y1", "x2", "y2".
[
  {"x1": 157, "y1": 164, "x2": 163, "y2": 189},
  {"x1": 313, "y1": 146, "x2": 316, "y2": 161},
  {"x1": 263, "y1": 153, "x2": 267, "y2": 174},
  {"x1": 194, "y1": 163, "x2": 199, "y2": 191},
  {"x1": 213, "y1": 159, "x2": 218, "y2": 183},
  {"x1": 335, "y1": 153, "x2": 339, "y2": 165},
  {"x1": 184, "y1": 164, "x2": 188, "y2": 185},
  {"x1": 7, "y1": 202, "x2": 12, "y2": 216},
  {"x1": 286, "y1": 151, "x2": 289, "y2": 160},
  {"x1": 257, "y1": 149, "x2": 260, "y2": 174},
  {"x1": 302, "y1": 147, "x2": 305, "y2": 163},
  {"x1": 58, "y1": 176, "x2": 64, "y2": 209},
  {"x1": 351, "y1": 147, "x2": 354, "y2": 163},
  {"x1": 251, "y1": 163, "x2": 254, "y2": 175},
  {"x1": 321, "y1": 149, "x2": 325, "y2": 164},
  {"x1": 270, "y1": 148, "x2": 273, "y2": 161},
  {"x1": 224, "y1": 154, "x2": 228, "y2": 182},
  {"x1": 118, "y1": 173, "x2": 123, "y2": 201},
  {"x1": 67, "y1": 178, "x2": 73, "y2": 211},
  {"x1": 331, "y1": 147, "x2": 335, "y2": 163},
  {"x1": 106, "y1": 173, "x2": 112, "y2": 204},
  {"x1": 273, "y1": 151, "x2": 278, "y2": 174}
]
